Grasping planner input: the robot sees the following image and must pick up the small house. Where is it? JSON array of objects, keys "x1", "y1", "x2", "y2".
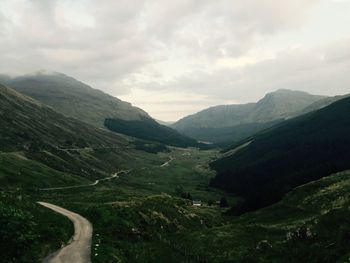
[{"x1": 192, "y1": 200, "x2": 202, "y2": 207}]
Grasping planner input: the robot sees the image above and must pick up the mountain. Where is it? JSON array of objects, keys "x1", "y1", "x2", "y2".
[
  {"x1": 300, "y1": 94, "x2": 349, "y2": 114},
  {"x1": 0, "y1": 72, "x2": 149, "y2": 128},
  {"x1": 210, "y1": 96, "x2": 350, "y2": 213},
  {"x1": 0, "y1": 83, "x2": 134, "y2": 188},
  {"x1": 0, "y1": 72, "x2": 198, "y2": 148},
  {"x1": 172, "y1": 89, "x2": 326, "y2": 144}
]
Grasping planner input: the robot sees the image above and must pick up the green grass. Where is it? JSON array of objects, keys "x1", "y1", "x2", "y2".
[
  {"x1": 0, "y1": 152, "x2": 91, "y2": 189},
  {"x1": 0, "y1": 191, "x2": 73, "y2": 263},
  {"x1": 2, "y1": 146, "x2": 350, "y2": 262},
  {"x1": 171, "y1": 170, "x2": 350, "y2": 263},
  {"x1": 22, "y1": 147, "x2": 234, "y2": 263}
]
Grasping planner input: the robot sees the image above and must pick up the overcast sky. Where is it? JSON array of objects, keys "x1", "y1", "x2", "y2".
[{"x1": 0, "y1": 0, "x2": 349, "y2": 121}]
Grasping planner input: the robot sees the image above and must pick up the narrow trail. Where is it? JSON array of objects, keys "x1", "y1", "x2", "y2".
[
  {"x1": 160, "y1": 156, "x2": 174, "y2": 167},
  {"x1": 39, "y1": 170, "x2": 130, "y2": 191},
  {"x1": 38, "y1": 202, "x2": 92, "y2": 263}
]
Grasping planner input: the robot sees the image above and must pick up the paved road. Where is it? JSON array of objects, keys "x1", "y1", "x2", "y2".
[
  {"x1": 38, "y1": 202, "x2": 92, "y2": 263},
  {"x1": 160, "y1": 156, "x2": 174, "y2": 167},
  {"x1": 40, "y1": 170, "x2": 130, "y2": 191}
]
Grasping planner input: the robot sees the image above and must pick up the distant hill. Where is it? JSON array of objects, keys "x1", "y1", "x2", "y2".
[
  {"x1": 0, "y1": 72, "x2": 150, "y2": 128},
  {"x1": 210, "y1": 96, "x2": 350, "y2": 213},
  {"x1": 172, "y1": 89, "x2": 327, "y2": 144},
  {"x1": 0, "y1": 72, "x2": 199, "y2": 148}
]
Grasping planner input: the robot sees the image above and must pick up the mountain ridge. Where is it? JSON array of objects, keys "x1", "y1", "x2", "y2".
[
  {"x1": 0, "y1": 72, "x2": 150, "y2": 128},
  {"x1": 172, "y1": 89, "x2": 327, "y2": 144}
]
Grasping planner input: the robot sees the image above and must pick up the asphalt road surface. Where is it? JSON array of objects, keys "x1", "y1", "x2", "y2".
[{"x1": 38, "y1": 202, "x2": 92, "y2": 263}]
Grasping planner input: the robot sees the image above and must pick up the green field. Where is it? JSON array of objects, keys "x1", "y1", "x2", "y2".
[
  {"x1": 1, "y1": 146, "x2": 235, "y2": 262},
  {"x1": 2, "y1": 143, "x2": 350, "y2": 262}
]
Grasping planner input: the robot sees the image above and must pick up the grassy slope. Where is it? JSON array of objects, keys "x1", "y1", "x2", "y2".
[
  {"x1": 0, "y1": 152, "x2": 91, "y2": 189},
  {"x1": 0, "y1": 83, "x2": 140, "y2": 186},
  {"x1": 174, "y1": 170, "x2": 350, "y2": 263},
  {"x1": 30, "y1": 147, "x2": 232, "y2": 263},
  {"x1": 35, "y1": 164, "x2": 350, "y2": 263},
  {"x1": 1, "y1": 72, "x2": 149, "y2": 128},
  {"x1": 1, "y1": 73, "x2": 201, "y2": 148},
  {"x1": 183, "y1": 120, "x2": 281, "y2": 145},
  {"x1": 104, "y1": 117, "x2": 202, "y2": 148},
  {"x1": 0, "y1": 192, "x2": 74, "y2": 263},
  {"x1": 211, "y1": 96, "x2": 350, "y2": 212}
]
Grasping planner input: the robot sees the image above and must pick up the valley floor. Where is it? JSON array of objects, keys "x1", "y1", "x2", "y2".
[{"x1": 1, "y1": 146, "x2": 350, "y2": 262}]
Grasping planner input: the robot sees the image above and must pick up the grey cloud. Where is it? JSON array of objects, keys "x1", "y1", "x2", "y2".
[
  {"x1": 146, "y1": 40, "x2": 350, "y2": 102},
  {"x1": 1, "y1": 0, "x2": 347, "y2": 121},
  {"x1": 0, "y1": 0, "x2": 319, "y2": 77}
]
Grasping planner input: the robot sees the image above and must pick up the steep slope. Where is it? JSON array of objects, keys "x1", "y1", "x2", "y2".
[
  {"x1": 0, "y1": 72, "x2": 199, "y2": 148},
  {"x1": 0, "y1": 83, "x2": 127, "y2": 151},
  {"x1": 0, "y1": 72, "x2": 149, "y2": 128},
  {"x1": 300, "y1": 94, "x2": 349, "y2": 114},
  {"x1": 172, "y1": 90, "x2": 326, "y2": 144},
  {"x1": 0, "y1": 83, "x2": 133, "y2": 188},
  {"x1": 176, "y1": 170, "x2": 350, "y2": 262},
  {"x1": 210, "y1": 96, "x2": 350, "y2": 213}
]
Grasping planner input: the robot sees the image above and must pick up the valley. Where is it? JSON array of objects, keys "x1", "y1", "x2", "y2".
[
  {"x1": 1, "y1": 74, "x2": 349, "y2": 263},
  {"x1": 1, "y1": 2, "x2": 350, "y2": 262}
]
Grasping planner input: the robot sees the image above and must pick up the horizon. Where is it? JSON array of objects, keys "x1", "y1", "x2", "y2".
[{"x1": 0, "y1": 0, "x2": 350, "y2": 120}]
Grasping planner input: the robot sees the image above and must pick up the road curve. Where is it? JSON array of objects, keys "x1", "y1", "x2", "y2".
[
  {"x1": 40, "y1": 170, "x2": 130, "y2": 191},
  {"x1": 38, "y1": 202, "x2": 92, "y2": 263}
]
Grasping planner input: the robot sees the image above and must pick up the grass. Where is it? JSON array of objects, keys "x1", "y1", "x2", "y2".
[
  {"x1": 0, "y1": 191, "x2": 73, "y2": 263},
  {"x1": 171, "y1": 170, "x2": 350, "y2": 262},
  {"x1": 2, "y1": 136, "x2": 350, "y2": 262},
  {"x1": 17, "y1": 146, "x2": 235, "y2": 262}
]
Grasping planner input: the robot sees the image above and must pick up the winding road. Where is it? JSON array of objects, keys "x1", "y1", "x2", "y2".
[
  {"x1": 40, "y1": 170, "x2": 130, "y2": 191},
  {"x1": 160, "y1": 156, "x2": 174, "y2": 167},
  {"x1": 38, "y1": 202, "x2": 92, "y2": 263}
]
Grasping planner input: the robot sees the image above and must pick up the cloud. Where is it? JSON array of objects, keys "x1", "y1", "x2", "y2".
[
  {"x1": 0, "y1": 0, "x2": 318, "y2": 76},
  {"x1": 1, "y1": 0, "x2": 349, "y2": 120},
  {"x1": 140, "y1": 39, "x2": 350, "y2": 101}
]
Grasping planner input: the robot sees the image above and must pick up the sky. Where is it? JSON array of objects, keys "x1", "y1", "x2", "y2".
[{"x1": 0, "y1": 0, "x2": 349, "y2": 121}]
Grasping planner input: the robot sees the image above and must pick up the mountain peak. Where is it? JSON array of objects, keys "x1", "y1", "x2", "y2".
[{"x1": 264, "y1": 89, "x2": 313, "y2": 98}]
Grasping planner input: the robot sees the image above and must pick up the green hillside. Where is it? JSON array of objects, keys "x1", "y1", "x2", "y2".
[
  {"x1": 182, "y1": 120, "x2": 281, "y2": 145},
  {"x1": 0, "y1": 193, "x2": 73, "y2": 263},
  {"x1": 105, "y1": 117, "x2": 202, "y2": 148},
  {"x1": 0, "y1": 83, "x2": 137, "y2": 188},
  {"x1": 0, "y1": 72, "x2": 150, "y2": 128},
  {"x1": 174, "y1": 170, "x2": 350, "y2": 262},
  {"x1": 0, "y1": 72, "x2": 200, "y2": 148},
  {"x1": 210, "y1": 96, "x2": 350, "y2": 213}
]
